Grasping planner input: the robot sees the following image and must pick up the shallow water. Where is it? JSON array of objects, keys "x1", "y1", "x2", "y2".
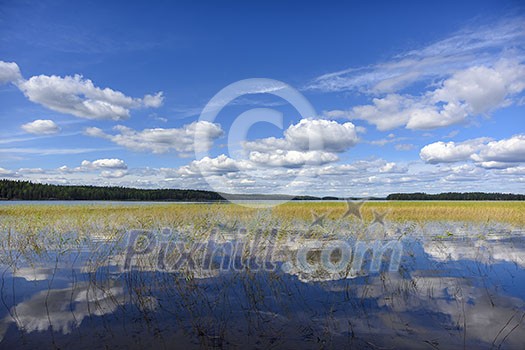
[{"x1": 0, "y1": 222, "x2": 524, "y2": 349}]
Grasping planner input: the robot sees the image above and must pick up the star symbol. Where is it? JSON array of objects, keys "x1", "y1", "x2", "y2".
[
  {"x1": 310, "y1": 210, "x2": 329, "y2": 228},
  {"x1": 341, "y1": 199, "x2": 365, "y2": 220},
  {"x1": 371, "y1": 209, "x2": 389, "y2": 226}
]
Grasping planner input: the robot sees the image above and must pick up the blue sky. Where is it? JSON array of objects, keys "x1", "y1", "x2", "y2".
[{"x1": 0, "y1": 0, "x2": 524, "y2": 196}]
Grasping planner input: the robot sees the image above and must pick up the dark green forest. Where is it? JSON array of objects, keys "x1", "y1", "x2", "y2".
[
  {"x1": 0, "y1": 180, "x2": 523, "y2": 201},
  {"x1": 387, "y1": 192, "x2": 525, "y2": 201},
  {"x1": 0, "y1": 179, "x2": 223, "y2": 201},
  {"x1": 0, "y1": 180, "x2": 320, "y2": 201}
]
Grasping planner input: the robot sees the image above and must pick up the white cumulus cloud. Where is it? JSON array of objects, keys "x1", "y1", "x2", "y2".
[
  {"x1": 473, "y1": 135, "x2": 525, "y2": 163},
  {"x1": 17, "y1": 74, "x2": 164, "y2": 120},
  {"x1": 248, "y1": 150, "x2": 339, "y2": 168},
  {"x1": 239, "y1": 118, "x2": 358, "y2": 168},
  {"x1": 243, "y1": 118, "x2": 358, "y2": 153},
  {"x1": 420, "y1": 138, "x2": 489, "y2": 164},
  {"x1": 178, "y1": 154, "x2": 252, "y2": 177},
  {"x1": 0, "y1": 61, "x2": 22, "y2": 84},
  {"x1": 2, "y1": 61, "x2": 164, "y2": 120},
  {"x1": 21, "y1": 119, "x2": 61, "y2": 135},
  {"x1": 0, "y1": 167, "x2": 18, "y2": 177},
  {"x1": 420, "y1": 135, "x2": 525, "y2": 168},
  {"x1": 329, "y1": 60, "x2": 525, "y2": 131},
  {"x1": 81, "y1": 158, "x2": 128, "y2": 170},
  {"x1": 84, "y1": 121, "x2": 224, "y2": 155},
  {"x1": 100, "y1": 170, "x2": 128, "y2": 178}
]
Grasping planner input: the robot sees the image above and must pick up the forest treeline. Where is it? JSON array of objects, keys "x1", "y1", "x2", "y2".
[
  {"x1": 0, "y1": 180, "x2": 523, "y2": 201},
  {"x1": 0, "y1": 179, "x2": 322, "y2": 201},
  {"x1": 0, "y1": 179, "x2": 223, "y2": 201},
  {"x1": 386, "y1": 192, "x2": 525, "y2": 201}
]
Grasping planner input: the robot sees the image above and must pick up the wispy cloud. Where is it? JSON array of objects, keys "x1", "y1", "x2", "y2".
[
  {"x1": 307, "y1": 18, "x2": 525, "y2": 94},
  {"x1": 0, "y1": 131, "x2": 84, "y2": 145},
  {"x1": 171, "y1": 95, "x2": 289, "y2": 119},
  {"x1": 329, "y1": 59, "x2": 525, "y2": 130},
  {"x1": 0, "y1": 147, "x2": 117, "y2": 156},
  {"x1": 0, "y1": 1, "x2": 169, "y2": 55}
]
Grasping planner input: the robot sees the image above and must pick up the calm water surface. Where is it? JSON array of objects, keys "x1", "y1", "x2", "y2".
[{"x1": 0, "y1": 219, "x2": 524, "y2": 349}]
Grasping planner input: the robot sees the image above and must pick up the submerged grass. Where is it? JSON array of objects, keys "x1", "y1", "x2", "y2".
[
  {"x1": 275, "y1": 201, "x2": 525, "y2": 226},
  {"x1": 0, "y1": 201, "x2": 523, "y2": 231},
  {"x1": 0, "y1": 201, "x2": 523, "y2": 348}
]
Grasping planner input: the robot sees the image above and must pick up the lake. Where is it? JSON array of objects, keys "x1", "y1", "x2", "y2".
[{"x1": 0, "y1": 203, "x2": 523, "y2": 348}]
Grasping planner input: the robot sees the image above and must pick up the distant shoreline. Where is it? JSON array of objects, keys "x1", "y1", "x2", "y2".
[{"x1": 0, "y1": 179, "x2": 524, "y2": 201}]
